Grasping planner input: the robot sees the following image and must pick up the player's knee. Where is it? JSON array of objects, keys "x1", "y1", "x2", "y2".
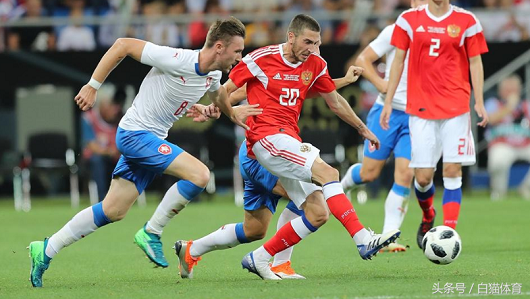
[
  {"x1": 320, "y1": 165, "x2": 339, "y2": 183},
  {"x1": 189, "y1": 167, "x2": 210, "y2": 188},
  {"x1": 442, "y1": 164, "x2": 461, "y2": 178},
  {"x1": 415, "y1": 176, "x2": 432, "y2": 188},
  {"x1": 396, "y1": 168, "x2": 414, "y2": 186},
  {"x1": 103, "y1": 205, "x2": 127, "y2": 222}
]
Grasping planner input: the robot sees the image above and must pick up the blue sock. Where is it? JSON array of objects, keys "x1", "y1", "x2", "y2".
[
  {"x1": 92, "y1": 202, "x2": 112, "y2": 227},
  {"x1": 301, "y1": 214, "x2": 318, "y2": 232},
  {"x1": 351, "y1": 164, "x2": 363, "y2": 184},
  {"x1": 391, "y1": 183, "x2": 410, "y2": 197},
  {"x1": 235, "y1": 222, "x2": 250, "y2": 243},
  {"x1": 177, "y1": 180, "x2": 205, "y2": 201}
]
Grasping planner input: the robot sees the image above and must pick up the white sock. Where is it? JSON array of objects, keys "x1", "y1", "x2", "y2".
[
  {"x1": 352, "y1": 228, "x2": 370, "y2": 245},
  {"x1": 146, "y1": 183, "x2": 189, "y2": 235},
  {"x1": 341, "y1": 163, "x2": 363, "y2": 190},
  {"x1": 272, "y1": 208, "x2": 299, "y2": 267},
  {"x1": 382, "y1": 190, "x2": 409, "y2": 234},
  {"x1": 46, "y1": 207, "x2": 98, "y2": 258},
  {"x1": 189, "y1": 223, "x2": 240, "y2": 257},
  {"x1": 253, "y1": 245, "x2": 273, "y2": 264}
]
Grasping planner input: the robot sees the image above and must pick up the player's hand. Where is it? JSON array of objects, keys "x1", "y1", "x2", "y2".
[
  {"x1": 345, "y1": 65, "x2": 364, "y2": 84},
  {"x1": 74, "y1": 84, "x2": 97, "y2": 111},
  {"x1": 474, "y1": 103, "x2": 489, "y2": 128},
  {"x1": 204, "y1": 103, "x2": 221, "y2": 119},
  {"x1": 231, "y1": 104, "x2": 263, "y2": 130},
  {"x1": 186, "y1": 104, "x2": 210, "y2": 122},
  {"x1": 358, "y1": 126, "x2": 380, "y2": 150},
  {"x1": 380, "y1": 103, "x2": 392, "y2": 130}
]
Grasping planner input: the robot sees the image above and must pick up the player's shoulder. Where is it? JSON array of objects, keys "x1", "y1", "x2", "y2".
[
  {"x1": 399, "y1": 4, "x2": 427, "y2": 18},
  {"x1": 248, "y1": 44, "x2": 281, "y2": 61},
  {"x1": 451, "y1": 5, "x2": 480, "y2": 23}
]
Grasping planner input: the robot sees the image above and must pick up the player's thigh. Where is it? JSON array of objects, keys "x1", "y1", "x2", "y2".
[
  {"x1": 252, "y1": 133, "x2": 320, "y2": 183},
  {"x1": 102, "y1": 177, "x2": 140, "y2": 221},
  {"x1": 394, "y1": 157, "x2": 413, "y2": 187},
  {"x1": 409, "y1": 115, "x2": 442, "y2": 168},
  {"x1": 243, "y1": 206, "x2": 273, "y2": 240},
  {"x1": 164, "y1": 152, "x2": 210, "y2": 186},
  {"x1": 440, "y1": 113, "x2": 476, "y2": 166},
  {"x1": 279, "y1": 177, "x2": 322, "y2": 209},
  {"x1": 488, "y1": 144, "x2": 517, "y2": 170},
  {"x1": 310, "y1": 156, "x2": 339, "y2": 185}
]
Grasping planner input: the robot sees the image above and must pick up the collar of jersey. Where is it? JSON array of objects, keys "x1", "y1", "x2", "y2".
[
  {"x1": 279, "y1": 43, "x2": 302, "y2": 69},
  {"x1": 425, "y1": 4, "x2": 453, "y2": 23},
  {"x1": 195, "y1": 63, "x2": 209, "y2": 76}
]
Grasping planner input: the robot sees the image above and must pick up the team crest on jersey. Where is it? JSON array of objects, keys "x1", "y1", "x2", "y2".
[
  {"x1": 158, "y1": 144, "x2": 172, "y2": 155},
  {"x1": 447, "y1": 24, "x2": 461, "y2": 38},
  {"x1": 205, "y1": 77, "x2": 213, "y2": 88},
  {"x1": 300, "y1": 143, "x2": 311, "y2": 153},
  {"x1": 301, "y1": 70, "x2": 313, "y2": 85}
]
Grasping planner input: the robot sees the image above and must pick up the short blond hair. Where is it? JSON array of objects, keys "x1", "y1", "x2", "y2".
[{"x1": 205, "y1": 17, "x2": 246, "y2": 48}]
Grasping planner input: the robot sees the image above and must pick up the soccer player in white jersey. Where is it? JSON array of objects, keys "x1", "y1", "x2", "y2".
[
  {"x1": 381, "y1": 0, "x2": 489, "y2": 248},
  {"x1": 341, "y1": 0, "x2": 428, "y2": 253},
  {"x1": 27, "y1": 17, "x2": 263, "y2": 288}
]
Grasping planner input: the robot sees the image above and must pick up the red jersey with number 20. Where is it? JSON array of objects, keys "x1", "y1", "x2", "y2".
[
  {"x1": 391, "y1": 5, "x2": 488, "y2": 119},
  {"x1": 229, "y1": 44, "x2": 336, "y2": 155}
]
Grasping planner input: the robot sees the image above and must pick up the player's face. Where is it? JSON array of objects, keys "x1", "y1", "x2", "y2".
[
  {"x1": 429, "y1": 0, "x2": 449, "y2": 6},
  {"x1": 289, "y1": 29, "x2": 320, "y2": 63},
  {"x1": 218, "y1": 36, "x2": 244, "y2": 73}
]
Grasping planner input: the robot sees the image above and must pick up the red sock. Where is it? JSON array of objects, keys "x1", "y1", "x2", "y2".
[
  {"x1": 263, "y1": 222, "x2": 302, "y2": 256},
  {"x1": 327, "y1": 194, "x2": 364, "y2": 237},
  {"x1": 443, "y1": 202, "x2": 460, "y2": 229},
  {"x1": 418, "y1": 197, "x2": 435, "y2": 222}
]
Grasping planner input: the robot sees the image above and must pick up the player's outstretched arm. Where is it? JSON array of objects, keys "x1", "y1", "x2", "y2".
[
  {"x1": 470, "y1": 55, "x2": 489, "y2": 127},
  {"x1": 355, "y1": 46, "x2": 387, "y2": 94},
  {"x1": 321, "y1": 90, "x2": 380, "y2": 150},
  {"x1": 380, "y1": 48, "x2": 406, "y2": 130},
  {"x1": 75, "y1": 38, "x2": 146, "y2": 111},
  {"x1": 210, "y1": 80, "x2": 262, "y2": 130}
]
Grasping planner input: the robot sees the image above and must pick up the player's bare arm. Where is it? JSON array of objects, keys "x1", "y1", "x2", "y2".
[
  {"x1": 321, "y1": 90, "x2": 380, "y2": 149},
  {"x1": 469, "y1": 55, "x2": 489, "y2": 127},
  {"x1": 355, "y1": 46, "x2": 388, "y2": 94},
  {"x1": 306, "y1": 66, "x2": 363, "y2": 99},
  {"x1": 380, "y1": 48, "x2": 406, "y2": 130},
  {"x1": 229, "y1": 83, "x2": 248, "y2": 105},
  {"x1": 75, "y1": 38, "x2": 146, "y2": 111},
  {"x1": 210, "y1": 81, "x2": 263, "y2": 130}
]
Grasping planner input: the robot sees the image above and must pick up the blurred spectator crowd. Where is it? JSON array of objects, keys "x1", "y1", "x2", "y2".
[{"x1": 1, "y1": 0, "x2": 530, "y2": 52}]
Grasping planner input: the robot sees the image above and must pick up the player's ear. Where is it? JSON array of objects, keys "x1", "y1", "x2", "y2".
[
  {"x1": 215, "y1": 41, "x2": 224, "y2": 54},
  {"x1": 287, "y1": 32, "x2": 295, "y2": 44}
]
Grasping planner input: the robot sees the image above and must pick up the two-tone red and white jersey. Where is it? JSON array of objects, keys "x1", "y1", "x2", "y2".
[
  {"x1": 391, "y1": 4, "x2": 488, "y2": 119},
  {"x1": 229, "y1": 44, "x2": 335, "y2": 155}
]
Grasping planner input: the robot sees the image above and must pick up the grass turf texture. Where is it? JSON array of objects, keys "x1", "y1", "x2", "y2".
[{"x1": 0, "y1": 191, "x2": 528, "y2": 299}]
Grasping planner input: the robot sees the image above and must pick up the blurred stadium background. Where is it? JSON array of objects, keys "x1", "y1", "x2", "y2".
[{"x1": 0, "y1": 0, "x2": 529, "y2": 207}]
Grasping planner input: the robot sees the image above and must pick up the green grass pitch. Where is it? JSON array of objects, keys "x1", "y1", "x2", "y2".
[{"x1": 0, "y1": 191, "x2": 529, "y2": 299}]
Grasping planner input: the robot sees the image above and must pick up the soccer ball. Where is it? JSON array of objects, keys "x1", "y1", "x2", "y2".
[{"x1": 422, "y1": 225, "x2": 462, "y2": 265}]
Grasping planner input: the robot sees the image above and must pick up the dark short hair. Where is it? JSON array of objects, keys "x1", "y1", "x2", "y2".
[
  {"x1": 287, "y1": 14, "x2": 320, "y2": 37},
  {"x1": 205, "y1": 16, "x2": 246, "y2": 48}
]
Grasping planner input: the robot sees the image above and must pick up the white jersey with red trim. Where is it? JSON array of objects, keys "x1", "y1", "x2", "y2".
[
  {"x1": 391, "y1": 4, "x2": 488, "y2": 119},
  {"x1": 119, "y1": 42, "x2": 222, "y2": 139}
]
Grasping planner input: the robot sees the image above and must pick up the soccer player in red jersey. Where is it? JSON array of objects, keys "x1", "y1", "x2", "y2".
[
  {"x1": 380, "y1": 0, "x2": 489, "y2": 248},
  {"x1": 209, "y1": 14, "x2": 401, "y2": 280}
]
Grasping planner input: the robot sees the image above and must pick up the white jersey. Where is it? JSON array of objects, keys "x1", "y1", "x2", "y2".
[
  {"x1": 119, "y1": 42, "x2": 222, "y2": 139},
  {"x1": 369, "y1": 24, "x2": 409, "y2": 111}
]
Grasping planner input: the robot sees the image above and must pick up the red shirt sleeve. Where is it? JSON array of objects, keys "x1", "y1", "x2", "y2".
[
  {"x1": 228, "y1": 57, "x2": 255, "y2": 88},
  {"x1": 311, "y1": 69, "x2": 335, "y2": 94},
  {"x1": 391, "y1": 16, "x2": 411, "y2": 50},
  {"x1": 465, "y1": 31, "x2": 488, "y2": 57}
]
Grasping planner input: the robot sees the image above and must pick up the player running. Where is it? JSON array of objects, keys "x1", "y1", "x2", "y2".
[
  {"x1": 341, "y1": 0, "x2": 428, "y2": 253},
  {"x1": 27, "y1": 17, "x2": 261, "y2": 287},
  {"x1": 381, "y1": 0, "x2": 488, "y2": 248}
]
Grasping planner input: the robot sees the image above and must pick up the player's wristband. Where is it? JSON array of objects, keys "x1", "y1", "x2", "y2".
[{"x1": 88, "y1": 78, "x2": 102, "y2": 90}]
